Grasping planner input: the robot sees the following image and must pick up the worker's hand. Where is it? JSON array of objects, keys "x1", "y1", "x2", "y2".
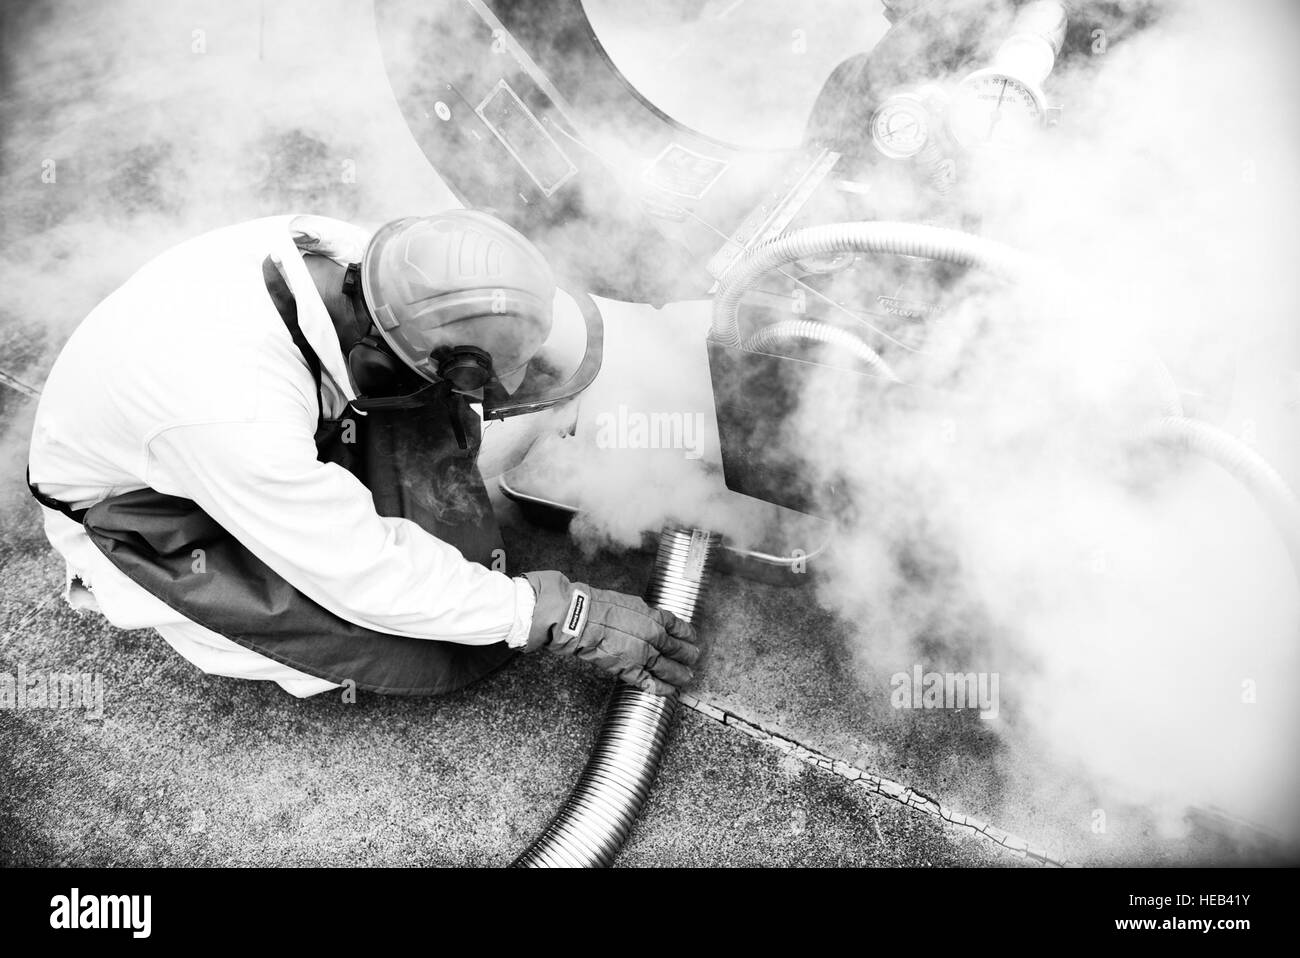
[{"x1": 522, "y1": 570, "x2": 701, "y2": 696}]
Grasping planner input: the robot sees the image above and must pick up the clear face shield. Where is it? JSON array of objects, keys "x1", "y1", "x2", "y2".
[
  {"x1": 481, "y1": 286, "x2": 603, "y2": 420},
  {"x1": 345, "y1": 284, "x2": 602, "y2": 419},
  {"x1": 344, "y1": 209, "x2": 604, "y2": 418}
]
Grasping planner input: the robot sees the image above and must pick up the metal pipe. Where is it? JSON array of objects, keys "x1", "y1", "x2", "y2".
[
  {"x1": 0, "y1": 367, "x2": 41, "y2": 399},
  {"x1": 512, "y1": 527, "x2": 720, "y2": 867}
]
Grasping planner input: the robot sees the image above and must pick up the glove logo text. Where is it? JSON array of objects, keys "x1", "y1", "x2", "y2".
[{"x1": 562, "y1": 590, "x2": 589, "y2": 638}]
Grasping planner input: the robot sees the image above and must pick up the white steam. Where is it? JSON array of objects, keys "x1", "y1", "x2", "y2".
[
  {"x1": 526, "y1": 0, "x2": 1300, "y2": 841},
  {"x1": 795, "y1": 0, "x2": 1300, "y2": 839}
]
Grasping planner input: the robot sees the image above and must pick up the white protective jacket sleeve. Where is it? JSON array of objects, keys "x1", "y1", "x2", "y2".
[{"x1": 145, "y1": 417, "x2": 536, "y2": 648}]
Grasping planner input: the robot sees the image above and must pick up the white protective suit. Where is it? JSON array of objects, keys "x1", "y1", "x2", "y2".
[{"x1": 27, "y1": 215, "x2": 549, "y2": 697}]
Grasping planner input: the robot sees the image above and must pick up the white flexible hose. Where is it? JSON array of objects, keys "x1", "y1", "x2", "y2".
[
  {"x1": 714, "y1": 220, "x2": 1184, "y2": 415},
  {"x1": 1150, "y1": 415, "x2": 1300, "y2": 579},
  {"x1": 710, "y1": 221, "x2": 1030, "y2": 348},
  {"x1": 742, "y1": 319, "x2": 899, "y2": 381},
  {"x1": 1151, "y1": 358, "x2": 1185, "y2": 418}
]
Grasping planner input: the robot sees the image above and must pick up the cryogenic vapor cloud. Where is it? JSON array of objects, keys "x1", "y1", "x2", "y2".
[
  {"x1": 520, "y1": 0, "x2": 1300, "y2": 840},
  {"x1": 793, "y1": 0, "x2": 1300, "y2": 839}
]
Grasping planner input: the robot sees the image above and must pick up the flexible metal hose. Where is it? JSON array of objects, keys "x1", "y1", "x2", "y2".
[
  {"x1": 1149, "y1": 415, "x2": 1300, "y2": 580},
  {"x1": 710, "y1": 221, "x2": 1029, "y2": 348},
  {"x1": 743, "y1": 319, "x2": 900, "y2": 381},
  {"x1": 512, "y1": 527, "x2": 721, "y2": 867}
]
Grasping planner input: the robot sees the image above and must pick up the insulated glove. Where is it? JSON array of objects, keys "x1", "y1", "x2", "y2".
[{"x1": 522, "y1": 570, "x2": 701, "y2": 696}]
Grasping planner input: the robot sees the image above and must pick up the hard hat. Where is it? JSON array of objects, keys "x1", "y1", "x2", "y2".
[{"x1": 359, "y1": 210, "x2": 555, "y2": 393}]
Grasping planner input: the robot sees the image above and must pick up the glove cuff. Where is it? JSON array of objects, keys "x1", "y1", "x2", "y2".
[
  {"x1": 504, "y1": 577, "x2": 537, "y2": 650},
  {"x1": 521, "y1": 570, "x2": 596, "y2": 653}
]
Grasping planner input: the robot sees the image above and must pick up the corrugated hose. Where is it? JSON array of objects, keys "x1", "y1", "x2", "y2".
[{"x1": 512, "y1": 527, "x2": 721, "y2": 867}]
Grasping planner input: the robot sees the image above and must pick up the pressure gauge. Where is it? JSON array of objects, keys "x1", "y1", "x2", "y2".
[
  {"x1": 870, "y1": 93, "x2": 931, "y2": 159},
  {"x1": 949, "y1": 69, "x2": 1046, "y2": 150}
]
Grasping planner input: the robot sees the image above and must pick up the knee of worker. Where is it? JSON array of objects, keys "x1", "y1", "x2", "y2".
[{"x1": 477, "y1": 399, "x2": 579, "y2": 481}]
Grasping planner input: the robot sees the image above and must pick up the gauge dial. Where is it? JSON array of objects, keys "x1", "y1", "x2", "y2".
[
  {"x1": 870, "y1": 94, "x2": 931, "y2": 159},
  {"x1": 949, "y1": 70, "x2": 1045, "y2": 150}
]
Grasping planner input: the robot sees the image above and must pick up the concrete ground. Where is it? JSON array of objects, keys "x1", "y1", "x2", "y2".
[
  {"x1": 0, "y1": 498, "x2": 1284, "y2": 867},
  {"x1": 0, "y1": 515, "x2": 1001, "y2": 868}
]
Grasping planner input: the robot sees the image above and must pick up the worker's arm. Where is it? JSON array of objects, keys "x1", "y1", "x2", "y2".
[{"x1": 144, "y1": 415, "x2": 533, "y2": 647}]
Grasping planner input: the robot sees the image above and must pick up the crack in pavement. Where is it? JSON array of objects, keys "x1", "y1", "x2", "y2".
[{"x1": 679, "y1": 691, "x2": 1072, "y2": 867}]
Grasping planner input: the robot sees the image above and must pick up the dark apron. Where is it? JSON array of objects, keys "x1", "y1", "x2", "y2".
[{"x1": 28, "y1": 256, "x2": 517, "y2": 695}]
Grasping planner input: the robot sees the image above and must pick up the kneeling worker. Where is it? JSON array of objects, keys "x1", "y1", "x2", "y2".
[{"x1": 27, "y1": 211, "x2": 699, "y2": 698}]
